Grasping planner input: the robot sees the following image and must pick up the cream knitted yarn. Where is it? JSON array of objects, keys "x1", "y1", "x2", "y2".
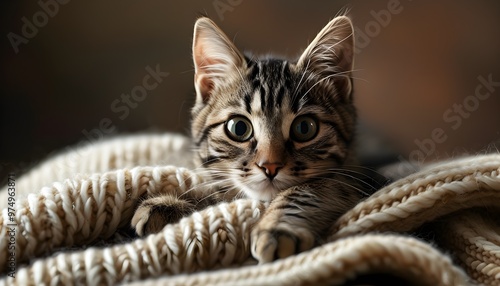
[
  {"x1": 137, "y1": 234, "x2": 468, "y2": 286},
  {"x1": 330, "y1": 153, "x2": 500, "y2": 239},
  {"x1": 0, "y1": 133, "x2": 193, "y2": 210},
  {"x1": 0, "y1": 133, "x2": 499, "y2": 285},
  {"x1": 7, "y1": 199, "x2": 264, "y2": 285}
]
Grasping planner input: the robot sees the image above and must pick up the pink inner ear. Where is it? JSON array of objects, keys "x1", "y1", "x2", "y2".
[
  {"x1": 197, "y1": 75, "x2": 214, "y2": 103},
  {"x1": 194, "y1": 45, "x2": 214, "y2": 103},
  {"x1": 193, "y1": 23, "x2": 245, "y2": 104}
]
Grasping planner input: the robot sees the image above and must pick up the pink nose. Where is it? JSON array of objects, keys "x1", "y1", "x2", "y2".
[{"x1": 258, "y1": 162, "x2": 284, "y2": 179}]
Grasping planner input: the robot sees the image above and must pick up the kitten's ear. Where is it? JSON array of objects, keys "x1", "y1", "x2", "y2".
[
  {"x1": 297, "y1": 16, "x2": 354, "y2": 98},
  {"x1": 192, "y1": 17, "x2": 246, "y2": 104}
]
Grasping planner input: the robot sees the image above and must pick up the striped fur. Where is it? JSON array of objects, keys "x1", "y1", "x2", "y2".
[
  {"x1": 191, "y1": 56, "x2": 357, "y2": 201},
  {"x1": 133, "y1": 16, "x2": 368, "y2": 262}
]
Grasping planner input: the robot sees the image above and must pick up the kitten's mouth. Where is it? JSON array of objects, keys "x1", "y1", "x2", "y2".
[{"x1": 241, "y1": 177, "x2": 286, "y2": 202}]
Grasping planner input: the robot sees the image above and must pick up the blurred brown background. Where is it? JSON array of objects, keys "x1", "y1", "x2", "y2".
[{"x1": 1, "y1": 0, "x2": 500, "y2": 182}]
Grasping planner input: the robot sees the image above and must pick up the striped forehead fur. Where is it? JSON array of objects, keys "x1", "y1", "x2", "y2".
[{"x1": 192, "y1": 57, "x2": 355, "y2": 143}]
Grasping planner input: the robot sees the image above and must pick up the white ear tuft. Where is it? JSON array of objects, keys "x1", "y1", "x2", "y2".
[
  {"x1": 297, "y1": 16, "x2": 355, "y2": 97},
  {"x1": 192, "y1": 17, "x2": 246, "y2": 104}
]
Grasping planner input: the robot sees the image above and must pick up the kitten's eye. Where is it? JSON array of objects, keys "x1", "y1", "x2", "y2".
[
  {"x1": 225, "y1": 116, "x2": 253, "y2": 142},
  {"x1": 290, "y1": 115, "x2": 318, "y2": 142}
]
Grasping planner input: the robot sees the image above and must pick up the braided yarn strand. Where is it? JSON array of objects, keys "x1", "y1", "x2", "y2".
[
  {"x1": 436, "y1": 210, "x2": 500, "y2": 285},
  {"x1": 0, "y1": 133, "x2": 193, "y2": 210},
  {"x1": 137, "y1": 234, "x2": 469, "y2": 286},
  {"x1": 0, "y1": 166, "x2": 204, "y2": 275},
  {"x1": 330, "y1": 154, "x2": 500, "y2": 240}
]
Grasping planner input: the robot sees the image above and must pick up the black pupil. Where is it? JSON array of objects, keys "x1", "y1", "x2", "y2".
[
  {"x1": 299, "y1": 121, "x2": 309, "y2": 134},
  {"x1": 235, "y1": 120, "x2": 247, "y2": 136}
]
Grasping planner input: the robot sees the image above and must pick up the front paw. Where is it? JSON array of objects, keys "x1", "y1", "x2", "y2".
[
  {"x1": 131, "y1": 196, "x2": 195, "y2": 236},
  {"x1": 251, "y1": 221, "x2": 316, "y2": 263}
]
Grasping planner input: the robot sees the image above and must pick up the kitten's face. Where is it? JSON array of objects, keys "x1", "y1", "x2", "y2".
[{"x1": 191, "y1": 17, "x2": 355, "y2": 201}]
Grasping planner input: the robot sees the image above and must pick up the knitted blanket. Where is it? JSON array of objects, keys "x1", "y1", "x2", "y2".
[{"x1": 0, "y1": 133, "x2": 499, "y2": 285}]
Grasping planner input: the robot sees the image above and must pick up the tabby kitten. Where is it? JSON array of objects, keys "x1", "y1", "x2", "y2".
[{"x1": 132, "y1": 15, "x2": 364, "y2": 263}]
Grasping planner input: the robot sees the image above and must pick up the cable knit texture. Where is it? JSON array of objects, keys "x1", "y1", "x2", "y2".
[{"x1": 0, "y1": 133, "x2": 499, "y2": 285}]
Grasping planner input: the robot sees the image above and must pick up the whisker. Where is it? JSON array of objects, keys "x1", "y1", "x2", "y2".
[
  {"x1": 296, "y1": 68, "x2": 367, "y2": 102},
  {"x1": 299, "y1": 73, "x2": 342, "y2": 101},
  {"x1": 303, "y1": 166, "x2": 387, "y2": 192},
  {"x1": 293, "y1": 57, "x2": 311, "y2": 98},
  {"x1": 319, "y1": 176, "x2": 371, "y2": 197},
  {"x1": 331, "y1": 164, "x2": 389, "y2": 180},
  {"x1": 325, "y1": 171, "x2": 382, "y2": 192}
]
